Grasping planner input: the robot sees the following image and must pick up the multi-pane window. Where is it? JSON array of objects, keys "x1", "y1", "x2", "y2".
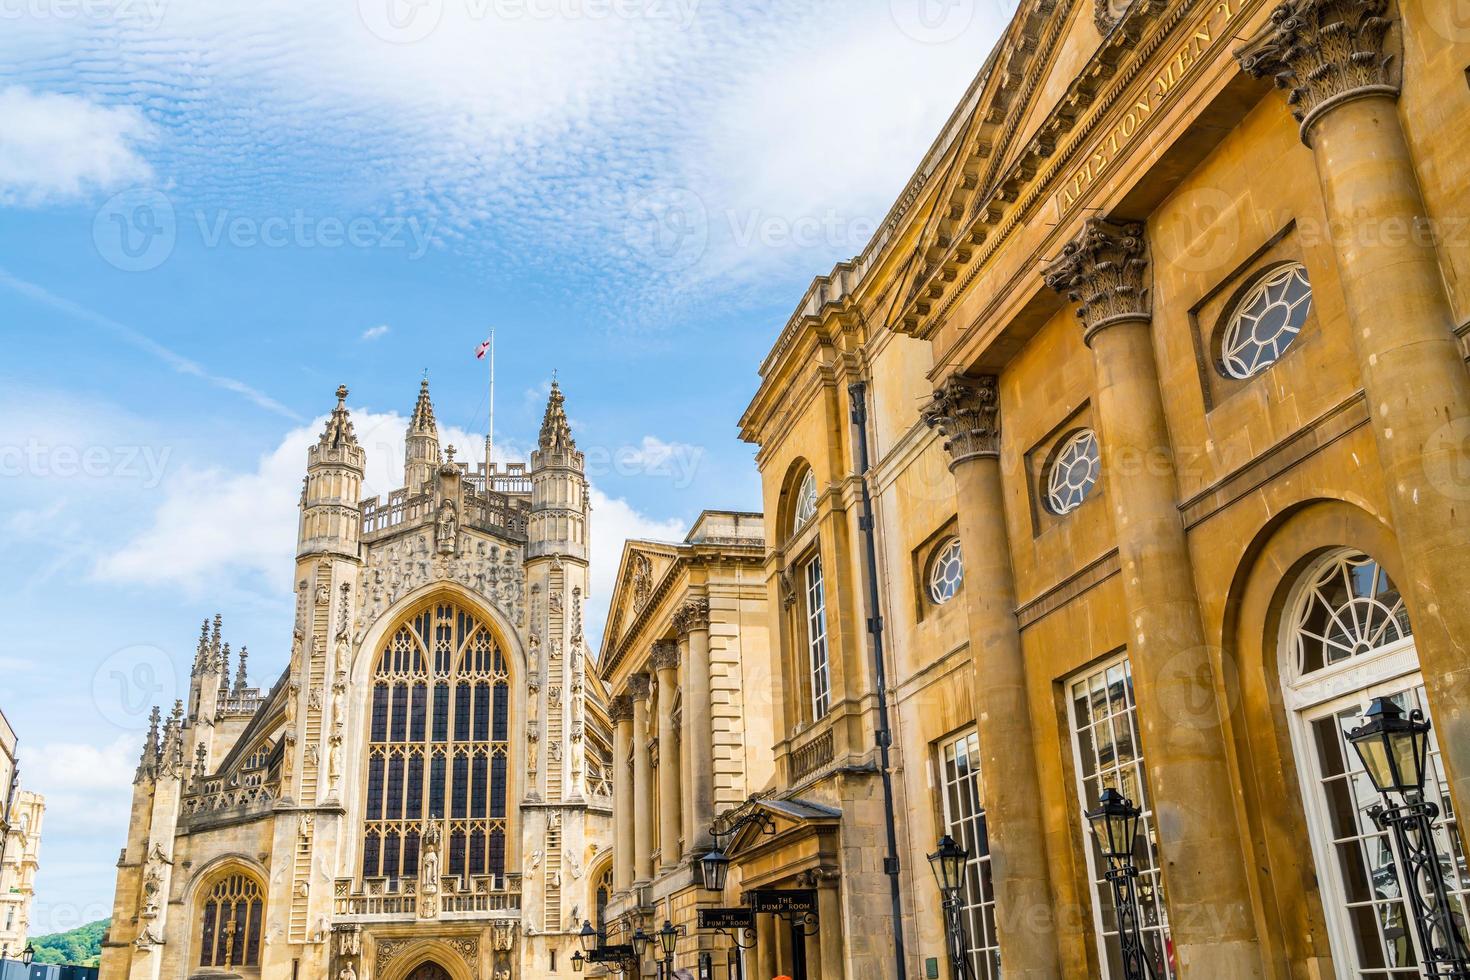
[
  {"x1": 1067, "y1": 656, "x2": 1176, "y2": 979},
  {"x1": 1045, "y1": 429, "x2": 1101, "y2": 516},
  {"x1": 198, "y1": 872, "x2": 264, "y2": 968},
  {"x1": 804, "y1": 555, "x2": 831, "y2": 720},
  {"x1": 794, "y1": 470, "x2": 818, "y2": 531},
  {"x1": 939, "y1": 731, "x2": 1000, "y2": 979},
  {"x1": 927, "y1": 537, "x2": 964, "y2": 605},
  {"x1": 1292, "y1": 552, "x2": 1412, "y2": 675},
  {"x1": 1220, "y1": 262, "x2": 1312, "y2": 379},
  {"x1": 362, "y1": 601, "x2": 510, "y2": 886}
]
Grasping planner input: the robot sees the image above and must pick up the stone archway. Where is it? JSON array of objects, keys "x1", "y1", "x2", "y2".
[{"x1": 406, "y1": 964, "x2": 453, "y2": 980}]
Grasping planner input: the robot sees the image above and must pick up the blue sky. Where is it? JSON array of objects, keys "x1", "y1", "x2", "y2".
[{"x1": 0, "y1": 0, "x2": 1006, "y2": 935}]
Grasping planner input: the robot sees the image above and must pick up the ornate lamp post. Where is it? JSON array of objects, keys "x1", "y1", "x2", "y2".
[
  {"x1": 647, "y1": 919, "x2": 683, "y2": 980},
  {"x1": 21, "y1": 944, "x2": 32, "y2": 966},
  {"x1": 1347, "y1": 697, "x2": 1470, "y2": 979},
  {"x1": 1086, "y1": 787, "x2": 1152, "y2": 980},
  {"x1": 928, "y1": 835, "x2": 976, "y2": 980}
]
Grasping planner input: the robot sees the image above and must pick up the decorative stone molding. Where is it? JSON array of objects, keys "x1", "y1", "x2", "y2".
[
  {"x1": 923, "y1": 376, "x2": 1002, "y2": 468},
  {"x1": 627, "y1": 674, "x2": 652, "y2": 702},
  {"x1": 354, "y1": 533, "x2": 525, "y2": 641},
  {"x1": 608, "y1": 695, "x2": 633, "y2": 724},
  {"x1": 650, "y1": 640, "x2": 680, "y2": 671},
  {"x1": 1236, "y1": 0, "x2": 1399, "y2": 143},
  {"x1": 673, "y1": 595, "x2": 710, "y2": 636},
  {"x1": 1043, "y1": 217, "x2": 1150, "y2": 343}
]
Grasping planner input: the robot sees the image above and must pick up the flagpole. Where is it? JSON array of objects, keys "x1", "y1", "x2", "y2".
[{"x1": 485, "y1": 328, "x2": 495, "y2": 474}]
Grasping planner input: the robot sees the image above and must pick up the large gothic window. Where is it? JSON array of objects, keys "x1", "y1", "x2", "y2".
[
  {"x1": 362, "y1": 600, "x2": 511, "y2": 886},
  {"x1": 198, "y1": 871, "x2": 264, "y2": 968}
]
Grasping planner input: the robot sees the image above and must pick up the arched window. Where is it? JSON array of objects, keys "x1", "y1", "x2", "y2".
[
  {"x1": 1044, "y1": 429, "x2": 1101, "y2": 515},
  {"x1": 1219, "y1": 262, "x2": 1312, "y2": 379},
  {"x1": 594, "y1": 864, "x2": 613, "y2": 930},
  {"x1": 1282, "y1": 550, "x2": 1469, "y2": 975},
  {"x1": 362, "y1": 600, "x2": 511, "y2": 887},
  {"x1": 793, "y1": 469, "x2": 818, "y2": 532},
  {"x1": 198, "y1": 871, "x2": 264, "y2": 968},
  {"x1": 927, "y1": 537, "x2": 964, "y2": 605}
]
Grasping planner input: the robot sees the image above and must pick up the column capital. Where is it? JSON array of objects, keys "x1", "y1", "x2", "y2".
[
  {"x1": 650, "y1": 640, "x2": 680, "y2": 672},
  {"x1": 923, "y1": 375, "x2": 1001, "y2": 468},
  {"x1": 1235, "y1": 0, "x2": 1398, "y2": 144},
  {"x1": 628, "y1": 673, "x2": 652, "y2": 702},
  {"x1": 608, "y1": 695, "x2": 633, "y2": 724},
  {"x1": 672, "y1": 596, "x2": 710, "y2": 636},
  {"x1": 1043, "y1": 217, "x2": 1150, "y2": 344}
]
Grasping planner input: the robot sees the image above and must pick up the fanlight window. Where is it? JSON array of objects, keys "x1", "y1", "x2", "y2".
[
  {"x1": 198, "y1": 872, "x2": 264, "y2": 968},
  {"x1": 1045, "y1": 429, "x2": 1101, "y2": 516},
  {"x1": 927, "y1": 537, "x2": 964, "y2": 605},
  {"x1": 1291, "y1": 552, "x2": 1412, "y2": 675},
  {"x1": 1220, "y1": 263, "x2": 1312, "y2": 379},
  {"x1": 362, "y1": 601, "x2": 511, "y2": 886},
  {"x1": 793, "y1": 470, "x2": 818, "y2": 532}
]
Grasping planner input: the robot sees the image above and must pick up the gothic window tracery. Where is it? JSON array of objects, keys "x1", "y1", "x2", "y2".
[
  {"x1": 198, "y1": 871, "x2": 264, "y2": 969},
  {"x1": 363, "y1": 601, "x2": 510, "y2": 886}
]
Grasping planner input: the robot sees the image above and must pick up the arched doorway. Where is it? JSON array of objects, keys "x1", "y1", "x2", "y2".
[
  {"x1": 1281, "y1": 549, "x2": 1470, "y2": 977},
  {"x1": 406, "y1": 962, "x2": 453, "y2": 980}
]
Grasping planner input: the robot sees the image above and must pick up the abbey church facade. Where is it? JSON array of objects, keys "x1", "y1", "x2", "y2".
[{"x1": 101, "y1": 380, "x2": 615, "y2": 980}]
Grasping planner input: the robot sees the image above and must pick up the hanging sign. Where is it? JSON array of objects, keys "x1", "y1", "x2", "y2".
[
  {"x1": 698, "y1": 907, "x2": 756, "y2": 930},
  {"x1": 747, "y1": 889, "x2": 817, "y2": 914}
]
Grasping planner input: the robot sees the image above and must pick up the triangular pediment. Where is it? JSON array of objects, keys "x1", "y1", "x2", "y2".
[{"x1": 600, "y1": 540, "x2": 683, "y2": 653}]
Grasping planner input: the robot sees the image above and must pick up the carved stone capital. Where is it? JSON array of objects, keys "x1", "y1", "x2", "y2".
[
  {"x1": 1236, "y1": 0, "x2": 1398, "y2": 144},
  {"x1": 672, "y1": 596, "x2": 710, "y2": 636},
  {"x1": 923, "y1": 376, "x2": 1001, "y2": 468},
  {"x1": 1043, "y1": 218, "x2": 1150, "y2": 344},
  {"x1": 627, "y1": 673, "x2": 652, "y2": 702},
  {"x1": 650, "y1": 640, "x2": 680, "y2": 672},
  {"x1": 608, "y1": 695, "x2": 633, "y2": 724}
]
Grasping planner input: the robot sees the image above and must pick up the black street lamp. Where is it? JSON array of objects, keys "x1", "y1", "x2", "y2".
[
  {"x1": 579, "y1": 920, "x2": 600, "y2": 954},
  {"x1": 699, "y1": 845, "x2": 731, "y2": 892},
  {"x1": 1086, "y1": 787, "x2": 1152, "y2": 980},
  {"x1": 928, "y1": 835, "x2": 975, "y2": 980},
  {"x1": 1347, "y1": 697, "x2": 1470, "y2": 978},
  {"x1": 571, "y1": 950, "x2": 585, "y2": 973},
  {"x1": 648, "y1": 919, "x2": 683, "y2": 980},
  {"x1": 21, "y1": 943, "x2": 32, "y2": 966}
]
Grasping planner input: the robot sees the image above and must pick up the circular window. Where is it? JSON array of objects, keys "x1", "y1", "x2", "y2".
[
  {"x1": 927, "y1": 537, "x2": 964, "y2": 605},
  {"x1": 1220, "y1": 263, "x2": 1312, "y2": 379},
  {"x1": 793, "y1": 470, "x2": 817, "y2": 532},
  {"x1": 1290, "y1": 551, "x2": 1413, "y2": 676},
  {"x1": 1045, "y1": 429, "x2": 1101, "y2": 515}
]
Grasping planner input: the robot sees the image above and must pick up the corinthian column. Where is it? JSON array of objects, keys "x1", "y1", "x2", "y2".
[
  {"x1": 676, "y1": 597, "x2": 714, "y2": 854},
  {"x1": 1045, "y1": 219, "x2": 1263, "y2": 977},
  {"x1": 652, "y1": 641, "x2": 682, "y2": 872},
  {"x1": 629, "y1": 673, "x2": 654, "y2": 886},
  {"x1": 923, "y1": 377, "x2": 1063, "y2": 979},
  {"x1": 610, "y1": 695, "x2": 634, "y2": 893},
  {"x1": 1238, "y1": 0, "x2": 1470, "y2": 825}
]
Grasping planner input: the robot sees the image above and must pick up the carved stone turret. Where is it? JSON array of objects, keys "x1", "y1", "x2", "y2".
[
  {"x1": 923, "y1": 376, "x2": 1002, "y2": 468},
  {"x1": 405, "y1": 377, "x2": 441, "y2": 492},
  {"x1": 299, "y1": 385, "x2": 366, "y2": 561},
  {"x1": 528, "y1": 380, "x2": 588, "y2": 561}
]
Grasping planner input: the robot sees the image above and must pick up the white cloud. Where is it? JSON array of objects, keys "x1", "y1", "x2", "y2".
[
  {"x1": 0, "y1": 86, "x2": 155, "y2": 206},
  {"x1": 26, "y1": 735, "x2": 137, "y2": 833},
  {"x1": 586, "y1": 487, "x2": 687, "y2": 643},
  {"x1": 361, "y1": 324, "x2": 391, "y2": 341}
]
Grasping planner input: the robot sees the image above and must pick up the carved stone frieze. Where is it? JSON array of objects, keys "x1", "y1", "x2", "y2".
[
  {"x1": 1043, "y1": 217, "x2": 1150, "y2": 343},
  {"x1": 922, "y1": 376, "x2": 1001, "y2": 468},
  {"x1": 355, "y1": 533, "x2": 525, "y2": 640},
  {"x1": 1236, "y1": 0, "x2": 1398, "y2": 142}
]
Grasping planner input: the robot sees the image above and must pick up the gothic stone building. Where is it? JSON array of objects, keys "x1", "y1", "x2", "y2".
[
  {"x1": 739, "y1": 0, "x2": 1470, "y2": 978},
  {"x1": 101, "y1": 380, "x2": 613, "y2": 980}
]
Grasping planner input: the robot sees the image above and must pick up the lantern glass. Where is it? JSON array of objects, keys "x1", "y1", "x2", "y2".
[
  {"x1": 1086, "y1": 787, "x2": 1141, "y2": 863},
  {"x1": 927, "y1": 835, "x2": 967, "y2": 897},
  {"x1": 660, "y1": 920, "x2": 678, "y2": 956},
  {"x1": 1348, "y1": 697, "x2": 1431, "y2": 797},
  {"x1": 699, "y1": 847, "x2": 730, "y2": 891},
  {"x1": 632, "y1": 928, "x2": 651, "y2": 958},
  {"x1": 578, "y1": 919, "x2": 598, "y2": 953},
  {"x1": 571, "y1": 951, "x2": 585, "y2": 973},
  {"x1": 21, "y1": 945, "x2": 32, "y2": 967}
]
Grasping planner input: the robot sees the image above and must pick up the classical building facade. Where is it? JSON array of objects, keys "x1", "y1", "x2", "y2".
[
  {"x1": 101, "y1": 379, "x2": 613, "y2": 980},
  {"x1": 597, "y1": 512, "x2": 774, "y2": 978},
  {"x1": 0, "y1": 790, "x2": 44, "y2": 957},
  {"x1": 738, "y1": 0, "x2": 1470, "y2": 978}
]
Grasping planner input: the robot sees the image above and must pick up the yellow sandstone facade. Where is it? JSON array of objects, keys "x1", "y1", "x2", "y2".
[{"x1": 735, "y1": 0, "x2": 1470, "y2": 977}]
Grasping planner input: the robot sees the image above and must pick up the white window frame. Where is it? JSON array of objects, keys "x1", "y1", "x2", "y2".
[
  {"x1": 938, "y1": 730, "x2": 1000, "y2": 979},
  {"x1": 927, "y1": 536, "x2": 965, "y2": 606},
  {"x1": 1066, "y1": 653, "x2": 1177, "y2": 980},
  {"x1": 1281, "y1": 551, "x2": 1469, "y2": 979},
  {"x1": 804, "y1": 554, "x2": 831, "y2": 720}
]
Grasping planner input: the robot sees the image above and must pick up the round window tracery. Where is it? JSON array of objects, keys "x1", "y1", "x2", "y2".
[
  {"x1": 1045, "y1": 429, "x2": 1101, "y2": 515},
  {"x1": 927, "y1": 537, "x2": 964, "y2": 605},
  {"x1": 1290, "y1": 551, "x2": 1413, "y2": 676},
  {"x1": 793, "y1": 470, "x2": 818, "y2": 532},
  {"x1": 1220, "y1": 263, "x2": 1312, "y2": 379}
]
